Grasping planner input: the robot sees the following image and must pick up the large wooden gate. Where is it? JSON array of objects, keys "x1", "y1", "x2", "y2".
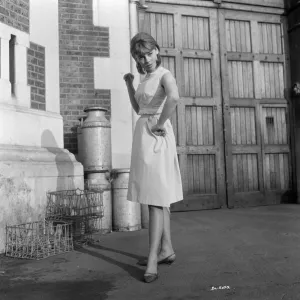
[{"x1": 138, "y1": 1, "x2": 293, "y2": 210}]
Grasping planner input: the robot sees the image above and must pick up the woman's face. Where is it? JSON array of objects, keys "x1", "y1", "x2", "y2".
[{"x1": 135, "y1": 47, "x2": 159, "y2": 73}]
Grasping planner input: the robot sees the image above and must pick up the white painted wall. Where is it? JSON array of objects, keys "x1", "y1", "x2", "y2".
[
  {"x1": 0, "y1": 0, "x2": 63, "y2": 148},
  {"x1": 93, "y1": 0, "x2": 133, "y2": 169}
]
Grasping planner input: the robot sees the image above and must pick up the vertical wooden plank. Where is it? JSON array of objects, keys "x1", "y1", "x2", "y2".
[
  {"x1": 232, "y1": 155, "x2": 237, "y2": 191},
  {"x1": 240, "y1": 108, "x2": 246, "y2": 144},
  {"x1": 182, "y1": 16, "x2": 187, "y2": 49},
  {"x1": 193, "y1": 155, "x2": 199, "y2": 193},
  {"x1": 243, "y1": 154, "x2": 249, "y2": 192},
  {"x1": 245, "y1": 21, "x2": 251, "y2": 52},
  {"x1": 186, "y1": 106, "x2": 192, "y2": 145},
  {"x1": 233, "y1": 62, "x2": 239, "y2": 98},
  {"x1": 199, "y1": 154, "x2": 205, "y2": 193},
  {"x1": 270, "y1": 63, "x2": 276, "y2": 98},
  {"x1": 271, "y1": 24, "x2": 278, "y2": 54},
  {"x1": 168, "y1": 14, "x2": 174, "y2": 48},
  {"x1": 242, "y1": 62, "x2": 249, "y2": 98},
  {"x1": 276, "y1": 24, "x2": 282, "y2": 54},
  {"x1": 184, "y1": 58, "x2": 189, "y2": 96},
  {"x1": 276, "y1": 108, "x2": 283, "y2": 144},
  {"x1": 273, "y1": 107, "x2": 279, "y2": 144},
  {"x1": 251, "y1": 21, "x2": 262, "y2": 100},
  {"x1": 204, "y1": 17, "x2": 210, "y2": 50},
  {"x1": 237, "y1": 62, "x2": 244, "y2": 98},
  {"x1": 265, "y1": 63, "x2": 271, "y2": 98},
  {"x1": 203, "y1": 107, "x2": 208, "y2": 144},
  {"x1": 235, "y1": 107, "x2": 241, "y2": 144},
  {"x1": 230, "y1": 20, "x2": 237, "y2": 52},
  {"x1": 208, "y1": 107, "x2": 214, "y2": 145},
  {"x1": 211, "y1": 155, "x2": 216, "y2": 193},
  {"x1": 204, "y1": 154, "x2": 210, "y2": 193},
  {"x1": 187, "y1": 155, "x2": 194, "y2": 194},
  {"x1": 245, "y1": 107, "x2": 250, "y2": 144},
  {"x1": 250, "y1": 108, "x2": 256, "y2": 144},
  {"x1": 261, "y1": 63, "x2": 266, "y2": 98},
  {"x1": 193, "y1": 17, "x2": 199, "y2": 50},
  {"x1": 156, "y1": 13, "x2": 163, "y2": 47},
  {"x1": 248, "y1": 154, "x2": 254, "y2": 190},
  {"x1": 235, "y1": 20, "x2": 241, "y2": 52},
  {"x1": 189, "y1": 58, "x2": 195, "y2": 97},
  {"x1": 197, "y1": 107, "x2": 203, "y2": 145},
  {"x1": 278, "y1": 63, "x2": 284, "y2": 98},
  {"x1": 226, "y1": 20, "x2": 231, "y2": 51},
  {"x1": 150, "y1": 13, "x2": 156, "y2": 40},
  {"x1": 267, "y1": 23, "x2": 273, "y2": 54},
  {"x1": 240, "y1": 21, "x2": 246, "y2": 52},
  {"x1": 265, "y1": 154, "x2": 270, "y2": 190},
  {"x1": 231, "y1": 108, "x2": 236, "y2": 144},
  {"x1": 200, "y1": 59, "x2": 206, "y2": 97},
  {"x1": 205, "y1": 60, "x2": 212, "y2": 97},
  {"x1": 274, "y1": 63, "x2": 280, "y2": 98},
  {"x1": 228, "y1": 62, "x2": 234, "y2": 97},
  {"x1": 191, "y1": 106, "x2": 198, "y2": 145},
  {"x1": 195, "y1": 59, "x2": 201, "y2": 96},
  {"x1": 237, "y1": 154, "x2": 243, "y2": 192},
  {"x1": 187, "y1": 16, "x2": 194, "y2": 49},
  {"x1": 263, "y1": 23, "x2": 268, "y2": 53},
  {"x1": 199, "y1": 17, "x2": 204, "y2": 50},
  {"x1": 282, "y1": 108, "x2": 287, "y2": 144},
  {"x1": 162, "y1": 14, "x2": 168, "y2": 48}
]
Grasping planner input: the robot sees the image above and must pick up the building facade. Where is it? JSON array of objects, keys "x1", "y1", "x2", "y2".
[{"x1": 0, "y1": 0, "x2": 297, "y2": 252}]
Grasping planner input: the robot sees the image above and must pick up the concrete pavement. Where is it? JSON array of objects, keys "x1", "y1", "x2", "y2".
[{"x1": 1, "y1": 205, "x2": 300, "y2": 299}]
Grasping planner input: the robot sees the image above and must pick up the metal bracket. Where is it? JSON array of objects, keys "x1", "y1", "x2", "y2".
[{"x1": 213, "y1": 0, "x2": 222, "y2": 4}]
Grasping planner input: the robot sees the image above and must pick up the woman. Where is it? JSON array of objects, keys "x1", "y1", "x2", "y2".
[{"x1": 124, "y1": 32, "x2": 183, "y2": 283}]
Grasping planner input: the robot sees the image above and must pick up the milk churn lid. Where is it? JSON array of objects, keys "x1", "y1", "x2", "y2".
[{"x1": 84, "y1": 106, "x2": 108, "y2": 113}]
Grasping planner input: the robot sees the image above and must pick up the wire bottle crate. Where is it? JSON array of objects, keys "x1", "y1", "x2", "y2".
[
  {"x1": 46, "y1": 188, "x2": 104, "y2": 243},
  {"x1": 5, "y1": 220, "x2": 73, "y2": 260}
]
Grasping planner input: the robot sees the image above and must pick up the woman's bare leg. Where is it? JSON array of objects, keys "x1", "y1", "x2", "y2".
[
  {"x1": 146, "y1": 205, "x2": 164, "y2": 274},
  {"x1": 158, "y1": 207, "x2": 175, "y2": 259}
]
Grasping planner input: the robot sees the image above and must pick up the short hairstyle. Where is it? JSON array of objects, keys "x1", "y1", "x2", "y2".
[{"x1": 130, "y1": 32, "x2": 162, "y2": 74}]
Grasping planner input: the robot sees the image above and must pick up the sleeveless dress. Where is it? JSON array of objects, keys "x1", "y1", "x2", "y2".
[{"x1": 127, "y1": 66, "x2": 183, "y2": 207}]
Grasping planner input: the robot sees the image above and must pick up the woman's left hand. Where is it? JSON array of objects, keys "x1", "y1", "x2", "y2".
[{"x1": 151, "y1": 124, "x2": 166, "y2": 137}]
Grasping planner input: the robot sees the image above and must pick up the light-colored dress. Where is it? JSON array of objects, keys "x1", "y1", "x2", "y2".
[{"x1": 127, "y1": 66, "x2": 183, "y2": 207}]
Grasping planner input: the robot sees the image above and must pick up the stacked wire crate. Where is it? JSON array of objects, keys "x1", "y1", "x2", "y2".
[{"x1": 45, "y1": 188, "x2": 104, "y2": 244}]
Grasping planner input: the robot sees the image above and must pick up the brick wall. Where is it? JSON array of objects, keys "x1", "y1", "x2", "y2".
[
  {"x1": 0, "y1": 0, "x2": 29, "y2": 33},
  {"x1": 27, "y1": 42, "x2": 46, "y2": 110},
  {"x1": 59, "y1": 0, "x2": 110, "y2": 154}
]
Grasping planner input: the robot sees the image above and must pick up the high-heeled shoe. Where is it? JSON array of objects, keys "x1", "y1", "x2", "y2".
[
  {"x1": 144, "y1": 272, "x2": 159, "y2": 283},
  {"x1": 137, "y1": 253, "x2": 176, "y2": 266}
]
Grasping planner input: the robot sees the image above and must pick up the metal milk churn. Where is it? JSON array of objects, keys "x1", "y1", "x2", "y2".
[
  {"x1": 81, "y1": 107, "x2": 111, "y2": 172},
  {"x1": 111, "y1": 169, "x2": 141, "y2": 232},
  {"x1": 85, "y1": 172, "x2": 112, "y2": 234},
  {"x1": 77, "y1": 115, "x2": 87, "y2": 163}
]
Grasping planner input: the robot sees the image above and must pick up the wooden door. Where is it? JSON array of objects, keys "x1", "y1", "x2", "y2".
[
  {"x1": 139, "y1": 4, "x2": 226, "y2": 211},
  {"x1": 219, "y1": 10, "x2": 293, "y2": 207}
]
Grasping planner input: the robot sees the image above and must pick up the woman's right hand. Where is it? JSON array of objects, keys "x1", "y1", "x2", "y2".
[{"x1": 123, "y1": 73, "x2": 134, "y2": 85}]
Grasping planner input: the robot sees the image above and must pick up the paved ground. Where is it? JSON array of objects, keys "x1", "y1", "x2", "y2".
[{"x1": 1, "y1": 204, "x2": 300, "y2": 300}]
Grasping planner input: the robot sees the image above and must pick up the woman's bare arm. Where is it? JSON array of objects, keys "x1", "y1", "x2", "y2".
[
  {"x1": 124, "y1": 73, "x2": 139, "y2": 114},
  {"x1": 157, "y1": 72, "x2": 179, "y2": 126}
]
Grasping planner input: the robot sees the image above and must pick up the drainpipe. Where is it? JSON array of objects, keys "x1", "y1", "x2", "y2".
[
  {"x1": 129, "y1": 0, "x2": 148, "y2": 133},
  {"x1": 129, "y1": 0, "x2": 149, "y2": 228}
]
